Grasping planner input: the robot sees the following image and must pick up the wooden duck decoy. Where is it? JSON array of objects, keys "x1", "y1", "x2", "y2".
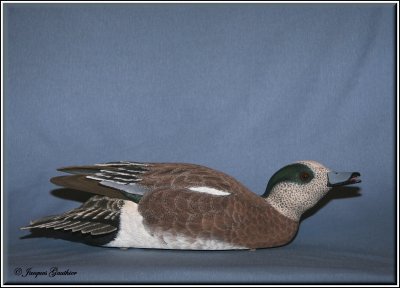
[{"x1": 22, "y1": 160, "x2": 361, "y2": 250}]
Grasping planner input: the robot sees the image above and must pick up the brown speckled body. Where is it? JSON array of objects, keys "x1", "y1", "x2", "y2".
[
  {"x1": 139, "y1": 188, "x2": 298, "y2": 248},
  {"x1": 132, "y1": 163, "x2": 299, "y2": 248}
]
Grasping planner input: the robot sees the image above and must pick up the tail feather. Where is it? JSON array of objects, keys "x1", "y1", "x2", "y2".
[
  {"x1": 50, "y1": 175, "x2": 129, "y2": 200},
  {"x1": 57, "y1": 166, "x2": 105, "y2": 175},
  {"x1": 21, "y1": 196, "x2": 122, "y2": 237}
]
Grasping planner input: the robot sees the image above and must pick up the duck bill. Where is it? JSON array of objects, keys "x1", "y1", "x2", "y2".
[{"x1": 327, "y1": 171, "x2": 361, "y2": 187}]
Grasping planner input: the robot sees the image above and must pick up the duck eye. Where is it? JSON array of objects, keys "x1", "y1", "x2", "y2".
[{"x1": 300, "y1": 172, "x2": 310, "y2": 181}]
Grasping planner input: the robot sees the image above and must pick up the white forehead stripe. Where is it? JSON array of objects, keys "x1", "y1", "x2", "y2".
[
  {"x1": 296, "y1": 160, "x2": 329, "y2": 171},
  {"x1": 188, "y1": 186, "x2": 230, "y2": 196}
]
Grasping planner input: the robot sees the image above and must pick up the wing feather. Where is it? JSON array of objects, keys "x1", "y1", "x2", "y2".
[
  {"x1": 51, "y1": 162, "x2": 151, "y2": 202},
  {"x1": 50, "y1": 161, "x2": 251, "y2": 204}
]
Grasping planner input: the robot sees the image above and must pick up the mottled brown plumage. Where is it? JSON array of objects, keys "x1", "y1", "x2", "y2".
[{"x1": 138, "y1": 188, "x2": 298, "y2": 248}]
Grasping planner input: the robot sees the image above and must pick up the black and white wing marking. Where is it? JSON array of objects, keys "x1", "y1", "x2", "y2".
[
  {"x1": 52, "y1": 161, "x2": 151, "y2": 202},
  {"x1": 86, "y1": 162, "x2": 150, "y2": 201},
  {"x1": 21, "y1": 196, "x2": 124, "y2": 236}
]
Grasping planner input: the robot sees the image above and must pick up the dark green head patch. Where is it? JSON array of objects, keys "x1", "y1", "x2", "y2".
[{"x1": 262, "y1": 163, "x2": 314, "y2": 197}]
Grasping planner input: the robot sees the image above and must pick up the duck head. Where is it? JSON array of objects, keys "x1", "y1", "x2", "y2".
[{"x1": 263, "y1": 160, "x2": 361, "y2": 221}]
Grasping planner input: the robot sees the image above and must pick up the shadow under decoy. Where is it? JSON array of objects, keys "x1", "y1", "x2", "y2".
[
  {"x1": 21, "y1": 228, "x2": 81, "y2": 242},
  {"x1": 51, "y1": 188, "x2": 93, "y2": 203},
  {"x1": 301, "y1": 186, "x2": 362, "y2": 222},
  {"x1": 20, "y1": 228, "x2": 114, "y2": 247}
]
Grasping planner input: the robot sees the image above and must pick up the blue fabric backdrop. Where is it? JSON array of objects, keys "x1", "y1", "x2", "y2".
[{"x1": 4, "y1": 3, "x2": 395, "y2": 284}]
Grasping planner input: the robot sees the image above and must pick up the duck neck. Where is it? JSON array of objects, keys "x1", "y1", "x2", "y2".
[
  {"x1": 263, "y1": 184, "x2": 330, "y2": 222},
  {"x1": 264, "y1": 192, "x2": 302, "y2": 222}
]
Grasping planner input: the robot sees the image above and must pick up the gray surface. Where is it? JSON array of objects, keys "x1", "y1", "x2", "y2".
[
  {"x1": 6, "y1": 239, "x2": 394, "y2": 284},
  {"x1": 4, "y1": 3, "x2": 396, "y2": 284}
]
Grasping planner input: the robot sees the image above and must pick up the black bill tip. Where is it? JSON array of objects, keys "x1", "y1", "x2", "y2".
[{"x1": 327, "y1": 171, "x2": 361, "y2": 187}]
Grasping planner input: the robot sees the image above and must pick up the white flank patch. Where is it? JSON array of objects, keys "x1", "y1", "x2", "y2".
[
  {"x1": 188, "y1": 186, "x2": 230, "y2": 196},
  {"x1": 105, "y1": 201, "x2": 245, "y2": 250}
]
